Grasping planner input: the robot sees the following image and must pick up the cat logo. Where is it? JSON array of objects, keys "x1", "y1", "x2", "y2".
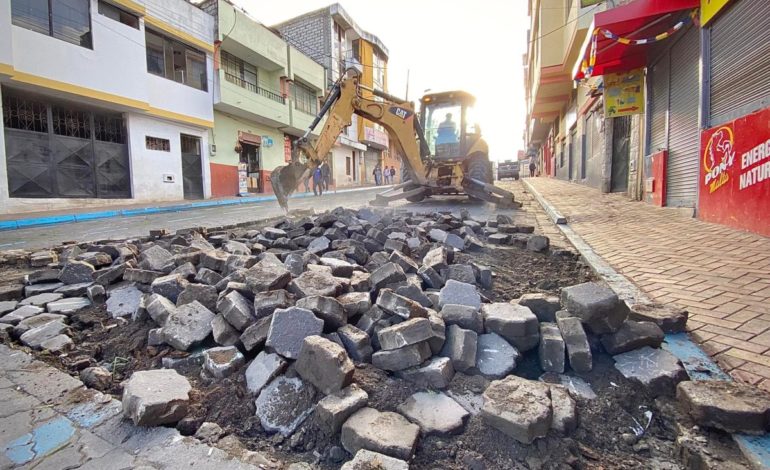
[{"x1": 389, "y1": 106, "x2": 413, "y2": 121}]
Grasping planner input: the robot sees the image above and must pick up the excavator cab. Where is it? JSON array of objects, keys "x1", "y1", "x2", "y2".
[{"x1": 421, "y1": 91, "x2": 480, "y2": 161}]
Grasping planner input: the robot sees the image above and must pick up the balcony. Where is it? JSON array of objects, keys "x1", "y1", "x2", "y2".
[
  {"x1": 362, "y1": 127, "x2": 389, "y2": 150},
  {"x1": 216, "y1": 69, "x2": 289, "y2": 128},
  {"x1": 224, "y1": 71, "x2": 285, "y2": 105}
]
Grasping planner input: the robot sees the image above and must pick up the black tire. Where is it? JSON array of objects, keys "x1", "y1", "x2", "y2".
[
  {"x1": 401, "y1": 167, "x2": 426, "y2": 203},
  {"x1": 467, "y1": 154, "x2": 492, "y2": 201}
]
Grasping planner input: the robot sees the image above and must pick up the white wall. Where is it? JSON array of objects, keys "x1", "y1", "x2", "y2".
[
  {"x1": 127, "y1": 113, "x2": 211, "y2": 201},
  {"x1": 7, "y1": 0, "x2": 147, "y2": 103},
  {"x1": 145, "y1": 0, "x2": 214, "y2": 45},
  {"x1": 0, "y1": 1, "x2": 12, "y2": 68},
  {"x1": 332, "y1": 146, "x2": 363, "y2": 188}
]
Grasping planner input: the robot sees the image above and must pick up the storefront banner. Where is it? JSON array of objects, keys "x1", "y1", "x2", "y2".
[
  {"x1": 701, "y1": 0, "x2": 733, "y2": 26},
  {"x1": 699, "y1": 105, "x2": 770, "y2": 236},
  {"x1": 603, "y1": 68, "x2": 644, "y2": 118}
]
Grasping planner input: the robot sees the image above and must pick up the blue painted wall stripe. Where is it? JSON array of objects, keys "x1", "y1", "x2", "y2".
[{"x1": 0, "y1": 185, "x2": 393, "y2": 232}]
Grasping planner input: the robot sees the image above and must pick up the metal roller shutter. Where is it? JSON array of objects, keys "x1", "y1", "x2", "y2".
[
  {"x1": 648, "y1": 55, "x2": 669, "y2": 152},
  {"x1": 710, "y1": 0, "x2": 770, "y2": 126},
  {"x1": 665, "y1": 26, "x2": 700, "y2": 208}
]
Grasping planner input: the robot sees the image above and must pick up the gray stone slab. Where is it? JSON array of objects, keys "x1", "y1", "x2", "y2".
[
  {"x1": 556, "y1": 316, "x2": 592, "y2": 373},
  {"x1": 265, "y1": 307, "x2": 324, "y2": 359},
  {"x1": 203, "y1": 346, "x2": 245, "y2": 379},
  {"x1": 440, "y1": 325, "x2": 477, "y2": 373},
  {"x1": 340, "y1": 449, "x2": 409, "y2": 470},
  {"x1": 296, "y1": 295, "x2": 347, "y2": 329},
  {"x1": 438, "y1": 280, "x2": 480, "y2": 311},
  {"x1": 255, "y1": 376, "x2": 316, "y2": 437},
  {"x1": 538, "y1": 322, "x2": 565, "y2": 373},
  {"x1": 372, "y1": 342, "x2": 432, "y2": 372},
  {"x1": 106, "y1": 286, "x2": 143, "y2": 319},
  {"x1": 396, "y1": 356, "x2": 455, "y2": 389},
  {"x1": 398, "y1": 392, "x2": 469, "y2": 436},
  {"x1": 561, "y1": 282, "x2": 628, "y2": 334},
  {"x1": 481, "y1": 375, "x2": 552, "y2": 444},
  {"x1": 46, "y1": 297, "x2": 91, "y2": 314},
  {"x1": 245, "y1": 351, "x2": 288, "y2": 396},
  {"x1": 613, "y1": 346, "x2": 688, "y2": 397},
  {"x1": 377, "y1": 318, "x2": 433, "y2": 350},
  {"x1": 295, "y1": 336, "x2": 354, "y2": 395},
  {"x1": 516, "y1": 293, "x2": 561, "y2": 323},
  {"x1": 161, "y1": 301, "x2": 215, "y2": 351},
  {"x1": 122, "y1": 369, "x2": 191, "y2": 426},
  {"x1": 677, "y1": 380, "x2": 770, "y2": 434},
  {"x1": 19, "y1": 293, "x2": 64, "y2": 308},
  {"x1": 600, "y1": 320, "x2": 664, "y2": 355},
  {"x1": 476, "y1": 333, "x2": 520, "y2": 379},
  {"x1": 340, "y1": 407, "x2": 420, "y2": 460},
  {"x1": 441, "y1": 304, "x2": 483, "y2": 333},
  {"x1": 316, "y1": 384, "x2": 369, "y2": 434}
]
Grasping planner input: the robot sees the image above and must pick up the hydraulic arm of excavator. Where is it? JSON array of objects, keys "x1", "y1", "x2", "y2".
[{"x1": 270, "y1": 73, "x2": 429, "y2": 211}]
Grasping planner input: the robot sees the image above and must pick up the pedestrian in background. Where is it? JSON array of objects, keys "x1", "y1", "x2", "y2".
[
  {"x1": 383, "y1": 165, "x2": 391, "y2": 185},
  {"x1": 529, "y1": 161, "x2": 536, "y2": 177},
  {"x1": 313, "y1": 166, "x2": 323, "y2": 196},
  {"x1": 389, "y1": 166, "x2": 396, "y2": 184},
  {"x1": 373, "y1": 165, "x2": 382, "y2": 185},
  {"x1": 320, "y1": 159, "x2": 331, "y2": 191}
]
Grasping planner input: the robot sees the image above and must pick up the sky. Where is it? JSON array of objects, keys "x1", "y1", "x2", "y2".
[{"x1": 231, "y1": 0, "x2": 530, "y2": 162}]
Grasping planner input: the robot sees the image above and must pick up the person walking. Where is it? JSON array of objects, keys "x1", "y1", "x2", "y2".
[
  {"x1": 389, "y1": 166, "x2": 396, "y2": 184},
  {"x1": 383, "y1": 165, "x2": 391, "y2": 185},
  {"x1": 529, "y1": 161, "x2": 537, "y2": 178},
  {"x1": 320, "y1": 160, "x2": 331, "y2": 191},
  {"x1": 373, "y1": 165, "x2": 382, "y2": 186},
  {"x1": 312, "y1": 165, "x2": 324, "y2": 196}
]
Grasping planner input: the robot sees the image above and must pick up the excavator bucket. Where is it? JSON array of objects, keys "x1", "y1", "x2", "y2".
[
  {"x1": 269, "y1": 161, "x2": 307, "y2": 212},
  {"x1": 462, "y1": 177, "x2": 521, "y2": 208}
]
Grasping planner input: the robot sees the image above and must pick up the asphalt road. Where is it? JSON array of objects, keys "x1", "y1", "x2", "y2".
[{"x1": 0, "y1": 183, "x2": 534, "y2": 251}]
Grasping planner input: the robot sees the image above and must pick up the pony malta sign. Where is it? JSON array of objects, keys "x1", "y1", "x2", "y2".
[{"x1": 699, "y1": 106, "x2": 770, "y2": 236}]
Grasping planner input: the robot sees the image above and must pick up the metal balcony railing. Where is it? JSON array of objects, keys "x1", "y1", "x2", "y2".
[{"x1": 224, "y1": 72, "x2": 285, "y2": 105}]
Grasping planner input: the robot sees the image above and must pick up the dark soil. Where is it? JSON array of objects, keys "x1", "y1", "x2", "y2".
[
  {"x1": 456, "y1": 245, "x2": 594, "y2": 303},
  {"x1": 1, "y1": 243, "x2": 747, "y2": 469}
]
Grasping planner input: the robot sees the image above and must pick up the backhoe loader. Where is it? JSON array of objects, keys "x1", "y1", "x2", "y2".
[{"x1": 269, "y1": 71, "x2": 517, "y2": 211}]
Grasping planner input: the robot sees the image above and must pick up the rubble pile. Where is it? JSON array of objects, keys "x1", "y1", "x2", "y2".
[{"x1": 3, "y1": 205, "x2": 740, "y2": 467}]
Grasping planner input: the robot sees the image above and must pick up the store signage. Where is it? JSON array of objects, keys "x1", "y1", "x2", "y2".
[
  {"x1": 701, "y1": 0, "x2": 733, "y2": 26},
  {"x1": 699, "y1": 106, "x2": 770, "y2": 236},
  {"x1": 603, "y1": 68, "x2": 644, "y2": 118}
]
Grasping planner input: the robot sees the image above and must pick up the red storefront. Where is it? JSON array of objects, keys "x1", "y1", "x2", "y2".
[{"x1": 699, "y1": 106, "x2": 770, "y2": 237}]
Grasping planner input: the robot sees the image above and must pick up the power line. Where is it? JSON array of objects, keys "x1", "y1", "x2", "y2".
[{"x1": 527, "y1": 4, "x2": 601, "y2": 44}]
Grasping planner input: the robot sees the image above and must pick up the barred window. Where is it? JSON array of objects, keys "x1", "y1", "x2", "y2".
[
  {"x1": 52, "y1": 105, "x2": 91, "y2": 139},
  {"x1": 292, "y1": 82, "x2": 317, "y2": 115},
  {"x1": 2, "y1": 94, "x2": 48, "y2": 133},
  {"x1": 146, "y1": 136, "x2": 170, "y2": 151},
  {"x1": 94, "y1": 113, "x2": 126, "y2": 144}
]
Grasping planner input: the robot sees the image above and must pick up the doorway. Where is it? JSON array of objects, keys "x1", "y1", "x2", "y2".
[
  {"x1": 241, "y1": 142, "x2": 261, "y2": 193},
  {"x1": 610, "y1": 116, "x2": 630, "y2": 193},
  {"x1": 180, "y1": 134, "x2": 203, "y2": 199},
  {"x1": 568, "y1": 127, "x2": 576, "y2": 181}
]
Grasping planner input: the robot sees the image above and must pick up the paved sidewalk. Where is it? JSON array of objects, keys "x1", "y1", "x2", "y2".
[
  {"x1": 0, "y1": 187, "x2": 395, "y2": 251},
  {"x1": 0, "y1": 344, "x2": 259, "y2": 469},
  {"x1": 522, "y1": 178, "x2": 770, "y2": 390}
]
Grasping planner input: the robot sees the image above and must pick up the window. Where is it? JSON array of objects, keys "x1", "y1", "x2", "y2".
[
  {"x1": 292, "y1": 82, "x2": 317, "y2": 115},
  {"x1": 146, "y1": 136, "x2": 170, "y2": 151},
  {"x1": 346, "y1": 156, "x2": 351, "y2": 175},
  {"x1": 11, "y1": 0, "x2": 92, "y2": 48},
  {"x1": 221, "y1": 51, "x2": 285, "y2": 104},
  {"x1": 145, "y1": 29, "x2": 207, "y2": 92},
  {"x1": 332, "y1": 22, "x2": 345, "y2": 83},
  {"x1": 98, "y1": 1, "x2": 138, "y2": 29},
  {"x1": 373, "y1": 52, "x2": 385, "y2": 91}
]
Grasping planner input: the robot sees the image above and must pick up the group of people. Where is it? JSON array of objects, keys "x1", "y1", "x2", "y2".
[
  {"x1": 304, "y1": 160, "x2": 331, "y2": 196},
  {"x1": 304, "y1": 160, "x2": 399, "y2": 196},
  {"x1": 373, "y1": 165, "x2": 397, "y2": 185}
]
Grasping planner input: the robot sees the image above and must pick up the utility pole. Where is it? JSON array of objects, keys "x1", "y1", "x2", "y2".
[{"x1": 405, "y1": 69, "x2": 410, "y2": 101}]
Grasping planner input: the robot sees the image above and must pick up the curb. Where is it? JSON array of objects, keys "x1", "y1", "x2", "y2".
[
  {"x1": 0, "y1": 185, "x2": 394, "y2": 232},
  {"x1": 522, "y1": 179, "x2": 770, "y2": 469}
]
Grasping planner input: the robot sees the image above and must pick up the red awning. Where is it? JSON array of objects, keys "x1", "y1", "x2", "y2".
[{"x1": 573, "y1": 0, "x2": 699, "y2": 80}]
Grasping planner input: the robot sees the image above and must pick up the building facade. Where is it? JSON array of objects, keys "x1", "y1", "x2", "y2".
[
  {"x1": 0, "y1": 0, "x2": 215, "y2": 214},
  {"x1": 199, "y1": 0, "x2": 325, "y2": 197},
  {"x1": 526, "y1": 0, "x2": 770, "y2": 236},
  {"x1": 274, "y1": 3, "x2": 400, "y2": 188}
]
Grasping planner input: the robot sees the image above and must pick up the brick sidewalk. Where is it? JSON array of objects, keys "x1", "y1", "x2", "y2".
[{"x1": 523, "y1": 178, "x2": 770, "y2": 390}]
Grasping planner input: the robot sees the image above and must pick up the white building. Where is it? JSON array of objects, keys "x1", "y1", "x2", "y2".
[{"x1": 0, "y1": 0, "x2": 215, "y2": 215}]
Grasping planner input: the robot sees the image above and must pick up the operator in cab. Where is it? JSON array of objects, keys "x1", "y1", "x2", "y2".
[{"x1": 436, "y1": 113, "x2": 458, "y2": 145}]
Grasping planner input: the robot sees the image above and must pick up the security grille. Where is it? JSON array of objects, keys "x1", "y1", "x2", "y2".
[
  {"x1": 2, "y1": 89, "x2": 130, "y2": 199},
  {"x1": 709, "y1": 0, "x2": 770, "y2": 126}
]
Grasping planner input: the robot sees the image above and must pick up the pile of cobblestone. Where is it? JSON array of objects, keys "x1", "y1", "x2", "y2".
[{"x1": 7, "y1": 206, "x2": 765, "y2": 468}]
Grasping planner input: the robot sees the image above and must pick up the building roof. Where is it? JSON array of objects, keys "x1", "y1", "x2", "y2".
[{"x1": 273, "y1": 3, "x2": 389, "y2": 59}]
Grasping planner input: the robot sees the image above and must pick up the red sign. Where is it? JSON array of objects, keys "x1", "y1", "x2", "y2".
[{"x1": 699, "y1": 106, "x2": 770, "y2": 237}]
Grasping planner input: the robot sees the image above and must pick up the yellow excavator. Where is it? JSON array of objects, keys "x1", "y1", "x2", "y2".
[{"x1": 270, "y1": 71, "x2": 517, "y2": 211}]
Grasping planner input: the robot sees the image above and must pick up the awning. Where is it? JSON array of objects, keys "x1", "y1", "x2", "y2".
[{"x1": 573, "y1": 0, "x2": 699, "y2": 80}]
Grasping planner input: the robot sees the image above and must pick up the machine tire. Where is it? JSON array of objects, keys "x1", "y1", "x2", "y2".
[
  {"x1": 467, "y1": 153, "x2": 492, "y2": 201},
  {"x1": 401, "y1": 167, "x2": 426, "y2": 203}
]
